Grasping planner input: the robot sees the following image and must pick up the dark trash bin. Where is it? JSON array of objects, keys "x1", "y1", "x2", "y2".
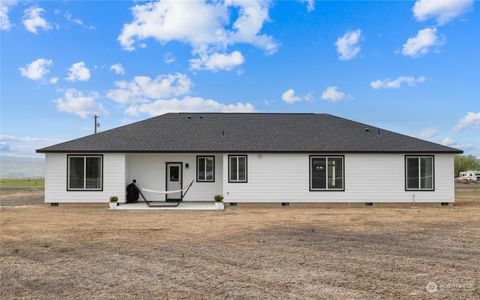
[{"x1": 126, "y1": 181, "x2": 140, "y2": 203}]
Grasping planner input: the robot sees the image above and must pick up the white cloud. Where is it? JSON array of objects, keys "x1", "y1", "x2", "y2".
[
  {"x1": 55, "y1": 89, "x2": 107, "y2": 118},
  {"x1": 23, "y1": 7, "x2": 51, "y2": 34},
  {"x1": 281, "y1": 89, "x2": 313, "y2": 104},
  {"x1": 417, "y1": 128, "x2": 476, "y2": 152},
  {"x1": 0, "y1": 0, "x2": 17, "y2": 31},
  {"x1": 164, "y1": 53, "x2": 176, "y2": 64},
  {"x1": 107, "y1": 72, "x2": 254, "y2": 116},
  {"x1": 453, "y1": 112, "x2": 480, "y2": 132},
  {"x1": 120, "y1": 118, "x2": 138, "y2": 126},
  {"x1": 413, "y1": 0, "x2": 473, "y2": 25},
  {"x1": 440, "y1": 137, "x2": 473, "y2": 150},
  {"x1": 19, "y1": 58, "x2": 54, "y2": 81},
  {"x1": 0, "y1": 134, "x2": 60, "y2": 158},
  {"x1": 0, "y1": 142, "x2": 44, "y2": 157},
  {"x1": 66, "y1": 62, "x2": 91, "y2": 81},
  {"x1": 128, "y1": 96, "x2": 255, "y2": 117},
  {"x1": 401, "y1": 27, "x2": 443, "y2": 57},
  {"x1": 64, "y1": 12, "x2": 95, "y2": 29},
  {"x1": 107, "y1": 73, "x2": 192, "y2": 105},
  {"x1": 110, "y1": 63, "x2": 125, "y2": 75},
  {"x1": 301, "y1": 0, "x2": 315, "y2": 12},
  {"x1": 370, "y1": 76, "x2": 426, "y2": 89},
  {"x1": 263, "y1": 99, "x2": 274, "y2": 106},
  {"x1": 321, "y1": 86, "x2": 347, "y2": 102},
  {"x1": 119, "y1": 0, "x2": 225, "y2": 51},
  {"x1": 281, "y1": 89, "x2": 301, "y2": 104},
  {"x1": 118, "y1": 0, "x2": 277, "y2": 55},
  {"x1": 190, "y1": 51, "x2": 245, "y2": 71},
  {"x1": 335, "y1": 29, "x2": 362, "y2": 61},
  {"x1": 419, "y1": 127, "x2": 438, "y2": 139},
  {"x1": 441, "y1": 137, "x2": 455, "y2": 146},
  {"x1": 0, "y1": 135, "x2": 59, "y2": 143}
]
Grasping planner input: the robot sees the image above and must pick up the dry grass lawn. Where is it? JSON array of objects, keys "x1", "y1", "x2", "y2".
[{"x1": 1, "y1": 186, "x2": 479, "y2": 299}]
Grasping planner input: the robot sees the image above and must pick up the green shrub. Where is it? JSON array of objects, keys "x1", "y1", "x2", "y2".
[
  {"x1": 110, "y1": 196, "x2": 119, "y2": 202},
  {"x1": 214, "y1": 194, "x2": 224, "y2": 202}
]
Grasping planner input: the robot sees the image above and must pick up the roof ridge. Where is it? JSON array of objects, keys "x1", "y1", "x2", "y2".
[{"x1": 167, "y1": 112, "x2": 320, "y2": 115}]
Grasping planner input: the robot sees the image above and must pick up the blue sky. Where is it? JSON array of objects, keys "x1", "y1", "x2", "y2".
[{"x1": 1, "y1": 0, "x2": 479, "y2": 157}]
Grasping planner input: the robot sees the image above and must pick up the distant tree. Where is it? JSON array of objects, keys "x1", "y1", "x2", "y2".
[{"x1": 454, "y1": 155, "x2": 480, "y2": 177}]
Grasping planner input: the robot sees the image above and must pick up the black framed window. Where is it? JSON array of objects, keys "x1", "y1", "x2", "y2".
[
  {"x1": 405, "y1": 156, "x2": 434, "y2": 191},
  {"x1": 197, "y1": 156, "x2": 215, "y2": 182},
  {"x1": 67, "y1": 155, "x2": 103, "y2": 191},
  {"x1": 229, "y1": 155, "x2": 247, "y2": 183},
  {"x1": 310, "y1": 156, "x2": 344, "y2": 191}
]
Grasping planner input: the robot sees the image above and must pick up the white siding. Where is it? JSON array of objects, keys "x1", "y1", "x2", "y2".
[
  {"x1": 44, "y1": 152, "x2": 454, "y2": 204},
  {"x1": 44, "y1": 153, "x2": 126, "y2": 203},
  {"x1": 223, "y1": 153, "x2": 454, "y2": 203},
  {"x1": 126, "y1": 153, "x2": 223, "y2": 201}
]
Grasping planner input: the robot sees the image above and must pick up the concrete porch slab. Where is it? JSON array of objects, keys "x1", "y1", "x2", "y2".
[{"x1": 112, "y1": 201, "x2": 224, "y2": 211}]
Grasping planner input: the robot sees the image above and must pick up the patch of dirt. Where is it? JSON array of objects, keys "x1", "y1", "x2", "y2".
[
  {"x1": 0, "y1": 188, "x2": 44, "y2": 206},
  {"x1": 0, "y1": 187, "x2": 479, "y2": 299}
]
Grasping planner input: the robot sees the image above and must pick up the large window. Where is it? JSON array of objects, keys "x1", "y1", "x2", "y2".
[
  {"x1": 405, "y1": 156, "x2": 434, "y2": 191},
  {"x1": 197, "y1": 156, "x2": 215, "y2": 182},
  {"x1": 310, "y1": 156, "x2": 344, "y2": 191},
  {"x1": 229, "y1": 155, "x2": 247, "y2": 183},
  {"x1": 67, "y1": 155, "x2": 103, "y2": 191}
]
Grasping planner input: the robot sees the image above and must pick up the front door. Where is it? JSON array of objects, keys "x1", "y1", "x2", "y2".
[{"x1": 166, "y1": 162, "x2": 182, "y2": 201}]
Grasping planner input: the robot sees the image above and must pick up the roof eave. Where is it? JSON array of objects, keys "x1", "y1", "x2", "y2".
[{"x1": 36, "y1": 149, "x2": 464, "y2": 154}]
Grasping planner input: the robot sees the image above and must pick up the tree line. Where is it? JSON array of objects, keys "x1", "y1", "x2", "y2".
[{"x1": 454, "y1": 155, "x2": 480, "y2": 177}]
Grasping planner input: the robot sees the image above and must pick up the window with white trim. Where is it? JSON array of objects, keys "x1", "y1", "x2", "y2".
[
  {"x1": 229, "y1": 155, "x2": 247, "y2": 183},
  {"x1": 68, "y1": 155, "x2": 102, "y2": 190},
  {"x1": 405, "y1": 156, "x2": 434, "y2": 190},
  {"x1": 310, "y1": 156, "x2": 344, "y2": 191},
  {"x1": 197, "y1": 156, "x2": 215, "y2": 182}
]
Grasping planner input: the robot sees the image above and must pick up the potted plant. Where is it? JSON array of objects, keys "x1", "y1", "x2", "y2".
[
  {"x1": 213, "y1": 194, "x2": 224, "y2": 209},
  {"x1": 109, "y1": 196, "x2": 118, "y2": 209}
]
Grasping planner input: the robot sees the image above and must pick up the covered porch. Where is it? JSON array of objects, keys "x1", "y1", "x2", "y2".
[{"x1": 125, "y1": 153, "x2": 224, "y2": 202}]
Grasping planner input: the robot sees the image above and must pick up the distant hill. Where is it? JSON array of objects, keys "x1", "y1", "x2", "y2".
[{"x1": 0, "y1": 156, "x2": 44, "y2": 178}]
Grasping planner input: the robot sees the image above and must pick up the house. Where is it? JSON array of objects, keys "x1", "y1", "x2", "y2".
[{"x1": 37, "y1": 113, "x2": 462, "y2": 205}]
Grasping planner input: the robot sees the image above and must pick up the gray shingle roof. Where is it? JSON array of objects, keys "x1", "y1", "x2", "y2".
[{"x1": 37, "y1": 113, "x2": 462, "y2": 153}]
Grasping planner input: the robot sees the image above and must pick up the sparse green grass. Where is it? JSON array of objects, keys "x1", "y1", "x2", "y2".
[{"x1": 0, "y1": 178, "x2": 44, "y2": 188}]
